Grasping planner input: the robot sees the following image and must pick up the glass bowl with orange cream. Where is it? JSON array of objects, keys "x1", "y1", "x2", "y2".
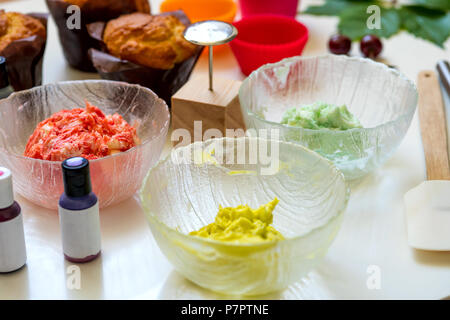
[{"x1": 0, "y1": 80, "x2": 169, "y2": 209}]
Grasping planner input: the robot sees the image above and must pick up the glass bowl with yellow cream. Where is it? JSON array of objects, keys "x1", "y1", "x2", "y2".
[
  {"x1": 140, "y1": 137, "x2": 349, "y2": 296},
  {"x1": 239, "y1": 55, "x2": 418, "y2": 180}
]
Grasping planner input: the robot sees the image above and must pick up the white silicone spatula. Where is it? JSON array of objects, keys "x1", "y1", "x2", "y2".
[{"x1": 404, "y1": 71, "x2": 450, "y2": 251}]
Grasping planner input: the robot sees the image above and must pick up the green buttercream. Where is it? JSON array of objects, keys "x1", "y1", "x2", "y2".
[{"x1": 281, "y1": 102, "x2": 362, "y2": 130}]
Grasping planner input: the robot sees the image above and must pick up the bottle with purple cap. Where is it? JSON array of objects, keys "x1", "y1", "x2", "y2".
[
  {"x1": 0, "y1": 167, "x2": 27, "y2": 273},
  {"x1": 59, "y1": 157, "x2": 101, "y2": 263}
]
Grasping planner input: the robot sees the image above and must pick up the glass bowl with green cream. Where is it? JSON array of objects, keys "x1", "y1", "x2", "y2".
[
  {"x1": 239, "y1": 55, "x2": 418, "y2": 180},
  {"x1": 140, "y1": 137, "x2": 349, "y2": 296}
]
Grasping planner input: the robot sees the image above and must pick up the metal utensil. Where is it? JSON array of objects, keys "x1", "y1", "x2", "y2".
[
  {"x1": 437, "y1": 60, "x2": 450, "y2": 96},
  {"x1": 184, "y1": 20, "x2": 238, "y2": 91}
]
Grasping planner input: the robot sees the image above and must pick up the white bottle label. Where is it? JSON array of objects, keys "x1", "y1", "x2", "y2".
[
  {"x1": 58, "y1": 202, "x2": 101, "y2": 260},
  {"x1": 0, "y1": 213, "x2": 27, "y2": 273}
]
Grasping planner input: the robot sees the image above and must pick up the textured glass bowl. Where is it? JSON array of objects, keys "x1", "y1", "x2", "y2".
[
  {"x1": 0, "y1": 80, "x2": 169, "y2": 210},
  {"x1": 239, "y1": 55, "x2": 418, "y2": 180},
  {"x1": 140, "y1": 137, "x2": 349, "y2": 296}
]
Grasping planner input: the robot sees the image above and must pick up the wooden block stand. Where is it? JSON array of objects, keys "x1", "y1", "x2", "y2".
[{"x1": 171, "y1": 75, "x2": 246, "y2": 144}]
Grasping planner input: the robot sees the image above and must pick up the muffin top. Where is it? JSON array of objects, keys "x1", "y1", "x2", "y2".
[
  {"x1": 62, "y1": 0, "x2": 150, "y2": 14},
  {"x1": 103, "y1": 13, "x2": 196, "y2": 70},
  {"x1": 0, "y1": 10, "x2": 46, "y2": 52}
]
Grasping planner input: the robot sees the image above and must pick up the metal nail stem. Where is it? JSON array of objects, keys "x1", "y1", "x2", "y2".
[
  {"x1": 184, "y1": 20, "x2": 238, "y2": 92},
  {"x1": 209, "y1": 45, "x2": 213, "y2": 91}
]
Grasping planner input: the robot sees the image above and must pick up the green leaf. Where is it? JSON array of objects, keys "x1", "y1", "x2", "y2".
[
  {"x1": 304, "y1": 0, "x2": 376, "y2": 16},
  {"x1": 338, "y1": 6, "x2": 401, "y2": 40},
  {"x1": 303, "y1": 0, "x2": 449, "y2": 48},
  {"x1": 411, "y1": 0, "x2": 450, "y2": 11},
  {"x1": 399, "y1": 6, "x2": 450, "y2": 48},
  {"x1": 304, "y1": 1, "x2": 352, "y2": 16}
]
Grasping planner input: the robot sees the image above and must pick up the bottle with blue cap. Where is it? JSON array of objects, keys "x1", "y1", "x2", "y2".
[
  {"x1": 0, "y1": 167, "x2": 27, "y2": 273},
  {"x1": 59, "y1": 157, "x2": 101, "y2": 263}
]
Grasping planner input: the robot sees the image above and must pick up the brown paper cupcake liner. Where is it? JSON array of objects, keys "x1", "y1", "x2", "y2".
[
  {"x1": 1, "y1": 13, "x2": 48, "y2": 92},
  {"x1": 87, "y1": 10, "x2": 204, "y2": 106},
  {"x1": 46, "y1": 0, "x2": 150, "y2": 72}
]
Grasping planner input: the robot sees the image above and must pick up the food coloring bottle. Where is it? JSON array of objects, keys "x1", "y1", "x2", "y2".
[
  {"x1": 0, "y1": 167, "x2": 27, "y2": 273},
  {"x1": 0, "y1": 57, "x2": 13, "y2": 99},
  {"x1": 59, "y1": 157, "x2": 101, "y2": 263}
]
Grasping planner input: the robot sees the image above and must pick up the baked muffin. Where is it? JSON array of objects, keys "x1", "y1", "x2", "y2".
[
  {"x1": 47, "y1": 0, "x2": 150, "y2": 71},
  {"x1": 0, "y1": 10, "x2": 46, "y2": 52},
  {"x1": 103, "y1": 13, "x2": 196, "y2": 70},
  {"x1": 62, "y1": 0, "x2": 150, "y2": 15}
]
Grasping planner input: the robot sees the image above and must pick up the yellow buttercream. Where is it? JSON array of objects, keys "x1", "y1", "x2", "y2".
[{"x1": 190, "y1": 198, "x2": 284, "y2": 244}]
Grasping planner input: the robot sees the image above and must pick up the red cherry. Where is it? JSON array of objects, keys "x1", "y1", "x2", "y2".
[
  {"x1": 328, "y1": 34, "x2": 352, "y2": 55},
  {"x1": 360, "y1": 35, "x2": 383, "y2": 59}
]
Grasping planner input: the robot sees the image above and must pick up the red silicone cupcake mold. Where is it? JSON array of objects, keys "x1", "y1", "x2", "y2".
[
  {"x1": 229, "y1": 15, "x2": 309, "y2": 76},
  {"x1": 239, "y1": 0, "x2": 300, "y2": 18}
]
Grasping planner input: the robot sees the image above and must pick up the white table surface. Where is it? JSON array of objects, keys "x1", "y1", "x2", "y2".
[{"x1": 0, "y1": 0, "x2": 449, "y2": 300}]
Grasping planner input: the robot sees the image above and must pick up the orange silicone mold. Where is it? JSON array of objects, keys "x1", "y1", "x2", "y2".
[{"x1": 160, "y1": 0, "x2": 237, "y2": 23}]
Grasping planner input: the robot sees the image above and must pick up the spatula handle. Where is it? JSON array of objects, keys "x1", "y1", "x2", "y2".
[{"x1": 418, "y1": 71, "x2": 450, "y2": 181}]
